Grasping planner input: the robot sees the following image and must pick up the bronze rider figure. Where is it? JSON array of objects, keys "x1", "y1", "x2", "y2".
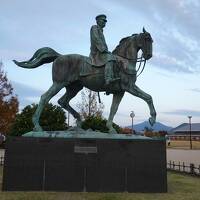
[{"x1": 89, "y1": 14, "x2": 119, "y2": 85}]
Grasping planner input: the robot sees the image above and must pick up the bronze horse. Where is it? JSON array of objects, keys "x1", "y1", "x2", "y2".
[{"x1": 14, "y1": 28, "x2": 156, "y2": 133}]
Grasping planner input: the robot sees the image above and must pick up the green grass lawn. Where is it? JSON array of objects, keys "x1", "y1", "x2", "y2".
[
  {"x1": 0, "y1": 166, "x2": 200, "y2": 200},
  {"x1": 167, "y1": 140, "x2": 200, "y2": 150}
]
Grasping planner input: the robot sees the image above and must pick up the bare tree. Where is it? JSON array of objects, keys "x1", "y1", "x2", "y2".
[{"x1": 77, "y1": 88, "x2": 104, "y2": 120}]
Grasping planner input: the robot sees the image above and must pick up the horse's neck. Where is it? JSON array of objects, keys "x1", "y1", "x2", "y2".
[
  {"x1": 128, "y1": 48, "x2": 138, "y2": 69},
  {"x1": 115, "y1": 47, "x2": 138, "y2": 70},
  {"x1": 130, "y1": 47, "x2": 138, "y2": 60},
  {"x1": 113, "y1": 40, "x2": 138, "y2": 68}
]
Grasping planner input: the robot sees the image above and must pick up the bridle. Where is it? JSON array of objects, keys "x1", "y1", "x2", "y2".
[
  {"x1": 117, "y1": 32, "x2": 151, "y2": 77},
  {"x1": 136, "y1": 32, "x2": 152, "y2": 77},
  {"x1": 136, "y1": 56, "x2": 146, "y2": 77},
  {"x1": 118, "y1": 54, "x2": 146, "y2": 78}
]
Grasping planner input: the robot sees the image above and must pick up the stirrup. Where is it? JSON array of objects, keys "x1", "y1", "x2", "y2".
[
  {"x1": 110, "y1": 78, "x2": 120, "y2": 82},
  {"x1": 105, "y1": 77, "x2": 120, "y2": 86}
]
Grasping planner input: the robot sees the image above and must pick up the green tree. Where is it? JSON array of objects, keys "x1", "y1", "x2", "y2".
[
  {"x1": 82, "y1": 116, "x2": 122, "y2": 133},
  {"x1": 0, "y1": 61, "x2": 19, "y2": 135},
  {"x1": 9, "y1": 103, "x2": 67, "y2": 136}
]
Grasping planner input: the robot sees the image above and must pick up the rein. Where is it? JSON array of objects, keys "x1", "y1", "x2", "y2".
[
  {"x1": 136, "y1": 59, "x2": 146, "y2": 77},
  {"x1": 117, "y1": 54, "x2": 146, "y2": 77},
  {"x1": 116, "y1": 54, "x2": 145, "y2": 62}
]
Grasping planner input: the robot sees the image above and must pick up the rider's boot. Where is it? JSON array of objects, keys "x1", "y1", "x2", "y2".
[{"x1": 105, "y1": 61, "x2": 120, "y2": 86}]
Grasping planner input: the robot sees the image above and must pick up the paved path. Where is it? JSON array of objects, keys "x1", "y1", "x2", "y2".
[{"x1": 167, "y1": 149, "x2": 200, "y2": 167}]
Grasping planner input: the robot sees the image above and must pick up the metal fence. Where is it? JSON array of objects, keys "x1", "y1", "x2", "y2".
[
  {"x1": 167, "y1": 160, "x2": 200, "y2": 176},
  {"x1": 0, "y1": 156, "x2": 4, "y2": 166}
]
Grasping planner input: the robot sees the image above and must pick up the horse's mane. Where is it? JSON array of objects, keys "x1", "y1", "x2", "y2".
[{"x1": 112, "y1": 34, "x2": 138, "y2": 59}]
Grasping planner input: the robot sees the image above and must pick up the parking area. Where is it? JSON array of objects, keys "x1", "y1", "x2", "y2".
[{"x1": 167, "y1": 149, "x2": 200, "y2": 167}]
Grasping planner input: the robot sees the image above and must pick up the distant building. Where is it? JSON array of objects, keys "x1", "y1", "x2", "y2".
[{"x1": 171, "y1": 123, "x2": 200, "y2": 135}]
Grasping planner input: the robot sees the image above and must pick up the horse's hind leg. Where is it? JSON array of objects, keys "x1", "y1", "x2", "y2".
[
  {"x1": 32, "y1": 82, "x2": 64, "y2": 131},
  {"x1": 58, "y1": 83, "x2": 83, "y2": 128},
  {"x1": 128, "y1": 84, "x2": 156, "y2": 126}
]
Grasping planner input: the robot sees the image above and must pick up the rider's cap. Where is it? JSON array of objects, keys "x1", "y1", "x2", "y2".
[{"x1": 95, "y1": 14, "x2": 107, "y2": 22}]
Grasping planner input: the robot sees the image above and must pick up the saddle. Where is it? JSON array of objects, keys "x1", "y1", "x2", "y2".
[
  {"x1": 80, "y1": 57, "x2": 105, "y2": 77},
  {"x1": 80, "y1": 56, "x2": 136, "y2": 78}
]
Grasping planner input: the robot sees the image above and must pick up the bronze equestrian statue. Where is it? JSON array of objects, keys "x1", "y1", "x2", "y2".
[{"x1": 13, "y1": 15, "x2": 156, "y2": 134}]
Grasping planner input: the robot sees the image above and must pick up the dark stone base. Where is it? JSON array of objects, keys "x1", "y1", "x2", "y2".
[{"x1": 2, "y1": 136, "x2": 167, "y2": 192}]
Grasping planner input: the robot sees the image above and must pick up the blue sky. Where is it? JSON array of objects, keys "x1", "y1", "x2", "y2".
[{"x1": 1, "y1": 0, "x2": 200, "y2": 127}]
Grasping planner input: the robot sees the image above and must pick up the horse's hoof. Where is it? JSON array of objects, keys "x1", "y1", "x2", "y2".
[
  {"x1": 108, "y1": 128, "x2": 118, "y2": 134},
  {"x1": 68, "y1": 126, "x2": 84, "y2": 132},
  {"x1": 33, "y1": 125, "x2": 43, "y2": 132},
  {"x1": 149, "y1": 117, "x2": 155, "y2": 126},
  {"x1": 76, "y1": 120, "x2": 82, "y2": 128}
]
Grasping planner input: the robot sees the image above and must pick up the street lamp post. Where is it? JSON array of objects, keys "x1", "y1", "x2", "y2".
[
  {"x1": 68, "y1": 111, "x2": 70, "y2": 128},
  {"x1": 188, "y1": 116, "x2": 192, "y2": 149},
  {"x1": 130, "y1": 111, "x2": 135, "y2": 134}
]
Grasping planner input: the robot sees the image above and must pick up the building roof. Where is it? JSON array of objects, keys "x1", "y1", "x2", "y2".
[{"x1": 171, "y1": 123, "x2": 200, "y2": 132}]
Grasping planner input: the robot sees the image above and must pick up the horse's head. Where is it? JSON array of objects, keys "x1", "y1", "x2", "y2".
[
  {"x1": 136, "y1": 28, "x2": 153, "y2": 60},
  {"x1": 112, "y1": 28, "x2": 153, "y2": 61}
]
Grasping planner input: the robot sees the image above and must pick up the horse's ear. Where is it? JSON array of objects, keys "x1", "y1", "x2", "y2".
[{"x1": 143, "y1": 27, "x2": 146, "y2": 33}]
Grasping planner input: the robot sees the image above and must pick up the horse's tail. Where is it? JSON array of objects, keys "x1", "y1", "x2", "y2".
[{"x1": 13, "y1": 47, "x2": 61, "y2": 69}]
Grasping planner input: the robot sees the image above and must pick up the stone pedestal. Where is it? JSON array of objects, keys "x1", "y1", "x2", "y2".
[{"x1": 2, "y1": 132, "x2": 167, "y2": 192}]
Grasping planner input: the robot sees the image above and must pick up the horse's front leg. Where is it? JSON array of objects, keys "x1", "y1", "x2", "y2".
[
  {"x1": 127, "y1": 84, "x2": 156, "y2": 126},
  {"x1": 107, "y1": 92, "x2": 124, "y2": 134}
]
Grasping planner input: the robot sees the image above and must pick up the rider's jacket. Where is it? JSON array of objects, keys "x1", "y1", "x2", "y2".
[{"x1": 89, "y1": 25, "x2": 115, "y2": 66}]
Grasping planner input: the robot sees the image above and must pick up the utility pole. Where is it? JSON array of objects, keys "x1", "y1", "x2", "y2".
[
  {"x1": 68, "y1": 111, "x2": 70, "y2": 128},
  {"x1": 188, "y1": 116, "x2": 192, "y2": 149}
]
